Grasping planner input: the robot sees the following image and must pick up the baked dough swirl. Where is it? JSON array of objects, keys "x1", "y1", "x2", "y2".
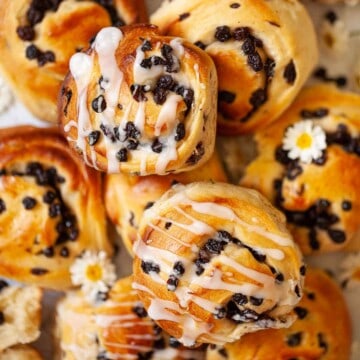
[
  {"x1": 56, "y1": 276, "x2": 205, "y2": 360},
  {"x1": 133, "y1": 182, "x2": 304, "y2": 346},
  {"x1": 60, "y1": 24, "x2": 217, "y2": 175},
  {"x1": 151, "y1": 0, "x2": 318, "y2": 134},
  {"x1": 241, "y1": 85, "x2": 360, "y2": 254},
  {"x1": 207, "y1": 268, "x2": 351, "y2": 360},
  {"x1": 0, "y1": 0, "x2": 147, "y2": 123},
  {"x1": 0, "y1": 126, "x2": 112, "y2": 289}
]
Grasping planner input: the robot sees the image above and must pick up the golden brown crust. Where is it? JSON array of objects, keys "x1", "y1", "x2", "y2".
[
  {"x1": 59, "y1": 24, "x2": 218, "y2": 175},
  {"x1": 0, "y1": 126, "x2": 112, "y2": 289},
  {"x1": 56, "y1": 276, "x2": 205, "y2": 360},
  {"x1": 104, "y1": 151, "x2": 228, "y2": 255},
  {"x1": 241, "y1": 84, "x2": 360, "y2": 254},
  {"x1": 207, "y1": 268, "x2": 352, "y2": 360},
  {"x1": 151, "y1": 0, "x2": 318, "y2": 134},
  {"x1": 0, "y1": 0, "x2": 147, "y2": 123},
  {"x1": 133, "y1": 182, "x2": 304, "y2": 346},
  {"x1": 0, "y1": 345, "x2": 43, "y2": 360},
  {"x1": 0, "y1": 285, "x2": 42, "y2": 352}
]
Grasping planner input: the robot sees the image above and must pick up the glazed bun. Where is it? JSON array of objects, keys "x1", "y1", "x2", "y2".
[
  {"x1": 0, "y1": 0, "x2": 147, "y2": 123},
  {"x1": 0, "y1": 283, "x2": 42, "y2": 352},
  {"x1": 60, "y1": 24, "x2": 217, "y2": 175},
  {"x1": 0, "y1": 126, "x2": 112, "y2": 289},
  {"x1": 151, "y1": 0, "x2": 318, "y2": 134},
  {"x1": 207, "y1": 268, "x2": 351, "y2": 360},
  {"x1": 0, "y1": 345, "x2": 42, "y2": 360},
  {"x1": 133, "y1": 182, "x2": 304, "y2": 346},
  {"x1": 241, "y1": 85, "x2": 360, "y2": 254},
  {"x1": 56, "y1": 276, "x2": 205, "y2": 360},
  {"x1": 104, "y1": 151, "x2": 228, "y2": 255}
]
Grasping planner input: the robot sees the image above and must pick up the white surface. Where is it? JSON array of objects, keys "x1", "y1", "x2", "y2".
[{"x1": 0, "y1": 0, "x2": 359, "y2": 359}]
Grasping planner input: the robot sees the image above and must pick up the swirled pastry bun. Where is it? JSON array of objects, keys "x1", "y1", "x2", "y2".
[
  {"x1": 207, "y1": 268, "x2": 351, "y2": 360},
  {"x1": 56, "y1": 276, "x2": 205, "y2": 360},
  {"x1": 151, "y1": 0, "x2": 318, "y2": 134},
  {"x1": 133, "y1": 182, "x2": 304, "y2": 346},
  {"x1": 0, "y1": 283, "x2": 42, "y2": 352},
  {"x1": 0, "y1": 0, "x2": 147, "y2": 123},
  {"x1": 0, "y1": 126, "x2": 112, "y2": 289},
  {"x1": 0, "y1": 345, "x2": 42, "y2": 360},
  {"x1": 60, "y1": 24, "x2": 217, "y2": 175},
  {"x1": 105, "y1": 151, "x2": 227, "y2": 255},
  {"x1": 241, "y1": 85, "x2": 360, "y2": 254}
]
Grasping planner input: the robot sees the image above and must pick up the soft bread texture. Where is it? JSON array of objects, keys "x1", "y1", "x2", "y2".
[
  {"x1": 151, "y1": 0, "x2": 318, "y2": 134},
  {"x1": 0, "y1": 285, "x2": 42, "y2": 352},
  {"x1": 59, "y1": 24, "x2": 218, "y2": 175},
  {"x1": 55, "y1": 276, "x2": 205, "y2": 360},
  {"x1": 0, "y1": 126, "x2": 112, "y2": 289},
  {"x1": 241, "y1": 84, "x2": 360, "y2": 254},
  {"x1": 104, "y1": 151, "x2": 228, "y2": 255},
  {"x1": 207, "y1": 268, "x2": 352, "y2": 360},
  {"x1": 0, "y1": 345, "x2": 42, "y2": 360},
  {"x1": 0, "y1": 0, "x2": 147, "y2": 123},
  {"x1": 133, "y1": 182, "x2": 304, "y2": 346}
]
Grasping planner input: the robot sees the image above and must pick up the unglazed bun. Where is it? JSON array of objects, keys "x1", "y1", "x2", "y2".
[
  {"x1": 105, "y1": 151, "x2": 228, "y2": 255},
  {"x1": 151, "y1": 0, "x2": 318, "y2": 134},
  {"x1": 0, "y1": 0, "x2": 147, "y2": 123},
  {"x1": 241, "y1": 85, "x2": 360, "y2": 254},
  {"x1": 315, "y1": 0, "x2": 358, "y2": 4},
  {"x1": 0, "y1": 126, "x2": 112, "y2": 289},
  {"x1": 0, "y1": 345, "x2": 43, "y2": 360},
  {"x1": 60, "y1": 24, "x2": 217, "y2": 175},
  {"x1": 133, "y1": 182, "x2": 304, "y2": 346},
  {"x1": 207, "y1": 268, "x2": 351, "y2": 360},
  {"x1": 55, "y1": 276, "x2": 205, "y2": 360},
  {"x1": 0, "y1": 283, "x2": 42, "y2": 352}
]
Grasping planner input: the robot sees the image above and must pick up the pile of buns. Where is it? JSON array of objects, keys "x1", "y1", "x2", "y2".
[{"x1": 0, "y1": 0, "x2": 357, "y2": 359}]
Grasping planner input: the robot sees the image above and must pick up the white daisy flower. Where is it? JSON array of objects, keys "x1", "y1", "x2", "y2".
[
  {"x1": 0, "y1": 75, "x2": 14, "y2": 114},
  {"x1": 70, "y1": 251, "x2": 116, "y2": 304},
  {"x1": 282, "y1": 120, "x2": 327, "y2": 164},
  {"x1": 320, "y1": 18, "x2": 349, "y2": 55}
]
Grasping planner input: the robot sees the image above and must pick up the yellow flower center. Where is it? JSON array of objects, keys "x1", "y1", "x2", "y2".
[
  {"x1": 85, "y1": 264, "x2": 103, "y2": 282},
  {"x1": 296, "y1": 132, "x2": 313, "y2": 150}
]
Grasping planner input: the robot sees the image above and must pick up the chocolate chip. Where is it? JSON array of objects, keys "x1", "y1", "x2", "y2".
[
  {"x1": 307, "y1": 292, "x2": 316, "y2": 300},
  {"x1": 154, "y1": 337, "x2": 166, "y2": 350},
  {"x1": 141, "y1": 260, "x2": 160, "y2": 274},
  {"x1": 169, "y1": 337, "x2": 181, "y2": 348},
  {"x1": 144, "y1": 202, "x2": 154, "y2": 210},
  {"x1": 100, "y1": 124, "x2": 116, "y2": 142},
  {"x1": 214, "y1": 307, "x2": 226, "y2": 319},
  {"x1": 247, "y1": 52, "x2": 263, "y2": 72},
  {"x1": 173, "y1": 261, "x2": 185, "y2": 276},
  {"x1": 0, "y1": 280, "x2": 8, "y2": 293},
  {"x1": 325, "y1": 10, "x2": 338, "y2": 24},
  {"x1": 250, "y1": 296, "x2": 263, "y2": 306},
  {"x1": 318, "y1": 333, "x2": 328, "y2": 352},
  {"x1": 242, "y1": 38, "x2": 256, "y2": 55},
  {"x1": 179, "y1": 12, "x2": 190, "y2": 21},
  {"x1": 194, "y1": 41, "x2": 206, "y2": 50},
  {"x1": 22, "y1": 197, "x2": 37, "y2": 210},
  {"x1": 233, "y1": 27, "x2": 251, "y2": 41},
  {"x1": 140, "y1": 58, "x2": 152, "y2": 69},
  {"x1": 0, "y1": 312, "x2": 4, "y2": 325},
  {"x1": 336, "y1": 76, "x2": 347, "y2": 87},
  {"x1": 218, "y1": 348, "x2": 228, "y2": 358},
  {"x1": 219, "y1": 91, "x2": 236, "y2": 104},
  {"x1": 60, "y1": 247, "x2": 69, "y2": 257},
  {"x1": 141, "y1": 40, "x2": 152, "y2": 52},
  {"x1": 284, "y1": 60, "x2": 297, "y2": 84},
  {"x1": 300, "y1": 265, "x2": 306, "y2": 276},
  {"x1": 116, "y1": 148, "x2": 128, "y2": 162},
  {"x1": 215, "y1": 26, "x2": 232, "y2": 42},
  {"x1": 25, "y1": 44, "x2": 40, "y2": 60},
  {"x1": 38, "y1": 50, "x2": 55, "y2": 66},
  {"x1": 26, "y1": 7, "x2": 44, "y2": 26},
  {"x1": 0, "y1": 199, "x2": 6, "y2": 214},
  {"x1": 314, "y1": 67, "x2": 327, "y2": 79},
  {"x1": 92, "y1": 95, "x2": 107, "y2": 113},
  {"x1": 49, "y1": 203, "x2": 62, "y2": 218},
  {"x1": 175, "y1": 123, "x2": 186, "y2": 141},
  {"x1": 42, "y1": 246, "x2": 54, "y2": 258},
  {"x1": 342, "y1": 200, "x2": 352, "y2": 211},
  {"x1": 151, "y1": 138, "x2": 163, "y2": 153},
  {"x1": 276, "y1": 273, "x2": 284, "y2": 282},
  {"x1": 205, "y1": 238, "x2": 226, "y2": 254},
  {"x1": 233, "y1": 293, "x2": 248, "y2": 306},
  {"x1": 130, "y1": 84, "x2": 148, "y2": 102},
  {"x1": 287, "y1": 332, "x2": 302, "y2": 347},
  {"x1": 328, "y1": 229, "x2": 346, "y2": 243},
  {"x1": 230, "y1": 3, "x2": 240, "y2": 8},
  {"x1": 186, "y1": 142, "x2": 205, "y2": 165},
  {"x1": 16, "y1": 26, "x2": 35, "y2": 41},
  {"x1": 250, "y1": 89, "x2": 267, "y2": 108},
  {"x1": 132, "y1": 305, "x2": 148, "y2": 318},
  {"x1": 31, "y1": 268, "x2": 49, "y2": 276},
  {"x1": 87, "y1": 131, "x2": 101, "y2": 146},
  {"x1": 294, "y1": 306, "x2": 308, "y2": 320},
  {"x1": 286, "y1": 163, "x2": 303, "y2": 180},
  {"x1": 309, "y1": 228, "x2": 320, "y2": 250},
  {"x1": 167, "y1": 274, "x2": 179, "y2": 291},
  {"x1": 295, "y1": 285, "x2": 301, "y2": 297}
]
